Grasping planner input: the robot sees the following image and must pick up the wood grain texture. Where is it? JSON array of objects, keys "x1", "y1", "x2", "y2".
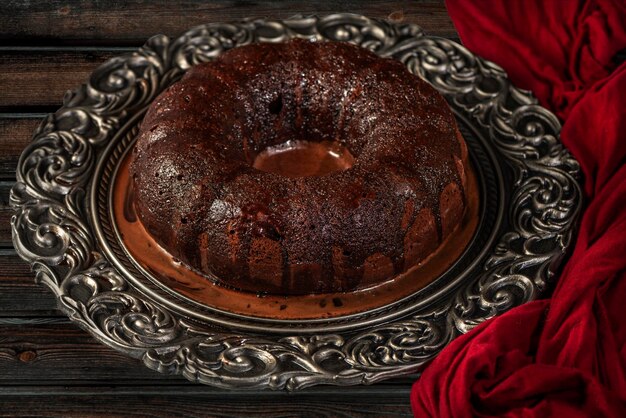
[
  {"x1": 0, "y1": 117, "x2": 39, "y2": 180},
  {"x1": 0, "y1": 394, "x2": 413, "y2": 417},
  {"x1": 0, "y1": 250, "x2": 61, "y2": 317},
  {"x1": 0, "y1": 322, "x2": 184, "y2": 384},
  {"x1": 0, "y1": 183, "x2": 12, "y2": 246},
  {"x1": 0, "y1": 0, "x2": 455, "y2": 46},
  {"x1": 0, "y1": 50, "x2": 118, "y2": 109}
]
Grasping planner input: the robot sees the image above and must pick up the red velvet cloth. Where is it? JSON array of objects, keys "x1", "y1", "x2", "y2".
[{"x1": 411, "y1": 1, "x2": 626, "y2": 416}]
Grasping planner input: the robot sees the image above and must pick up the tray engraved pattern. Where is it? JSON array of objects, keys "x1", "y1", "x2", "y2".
[{"x1": 10, "y1": 14, "x2": 581, "y2": 390}]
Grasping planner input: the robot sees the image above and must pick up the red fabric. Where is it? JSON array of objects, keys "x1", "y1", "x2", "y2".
[{"x1": 411, "y1": 1, "x2": 626, "y2": 416}]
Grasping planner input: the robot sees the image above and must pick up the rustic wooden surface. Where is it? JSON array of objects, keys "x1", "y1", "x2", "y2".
[{"x1": 0, "y1": 1, "x2": 456, "y2": 416}]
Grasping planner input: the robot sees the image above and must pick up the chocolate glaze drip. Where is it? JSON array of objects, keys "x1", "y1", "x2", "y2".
[{"x1": 130, "y1": 39, "x2": 472, "y2": 295}]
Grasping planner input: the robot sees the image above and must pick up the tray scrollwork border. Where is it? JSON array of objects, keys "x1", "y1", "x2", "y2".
[{"x1": 10, "y1": 14, "x2": 581, "y2": 390}]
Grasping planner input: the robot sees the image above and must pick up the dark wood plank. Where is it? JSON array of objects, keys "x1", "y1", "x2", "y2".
[
  {"x1": 0, "y1": 50, "x2": 119, "y2": 109},
  {"x1": 0, "y1": 0, "x2": 455, "y2": 46},
  {"x1": 0, "y1": 250, "x2": 60, "y2": 316},
  {"x1": 0, "y1": 322, "x2": 185, "y2": 384},
  {"x1": 0, "y1": 392, "x2": 413, "y2": 417},
  {"x1": 0, "y1": 384, "x2": 413, "y2": 396},
  {"x1": 0, "y1": 117, "x2": 39, "y2": 180},
  {"x1": 1, "y1": 182, "x2": 15, "y2": 246}
]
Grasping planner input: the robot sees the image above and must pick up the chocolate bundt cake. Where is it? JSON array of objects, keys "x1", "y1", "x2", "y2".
[{"x1": 130, "y1": 38, "x2": 470, "y2": 295}]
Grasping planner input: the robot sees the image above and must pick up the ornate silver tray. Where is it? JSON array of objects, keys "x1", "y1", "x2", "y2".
[{"x1": 10, "y1": 14, "x2": 581, "y2": 390}]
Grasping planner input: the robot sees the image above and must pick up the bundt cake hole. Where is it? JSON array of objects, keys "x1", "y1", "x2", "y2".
[{"x1": 252, "y1": 139, "x2": 355, "y2": 178}]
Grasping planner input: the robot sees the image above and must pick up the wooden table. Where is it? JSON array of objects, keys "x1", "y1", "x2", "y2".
[{"x1": 0, "y1": 2, "x2": 457, "y2": 416}]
